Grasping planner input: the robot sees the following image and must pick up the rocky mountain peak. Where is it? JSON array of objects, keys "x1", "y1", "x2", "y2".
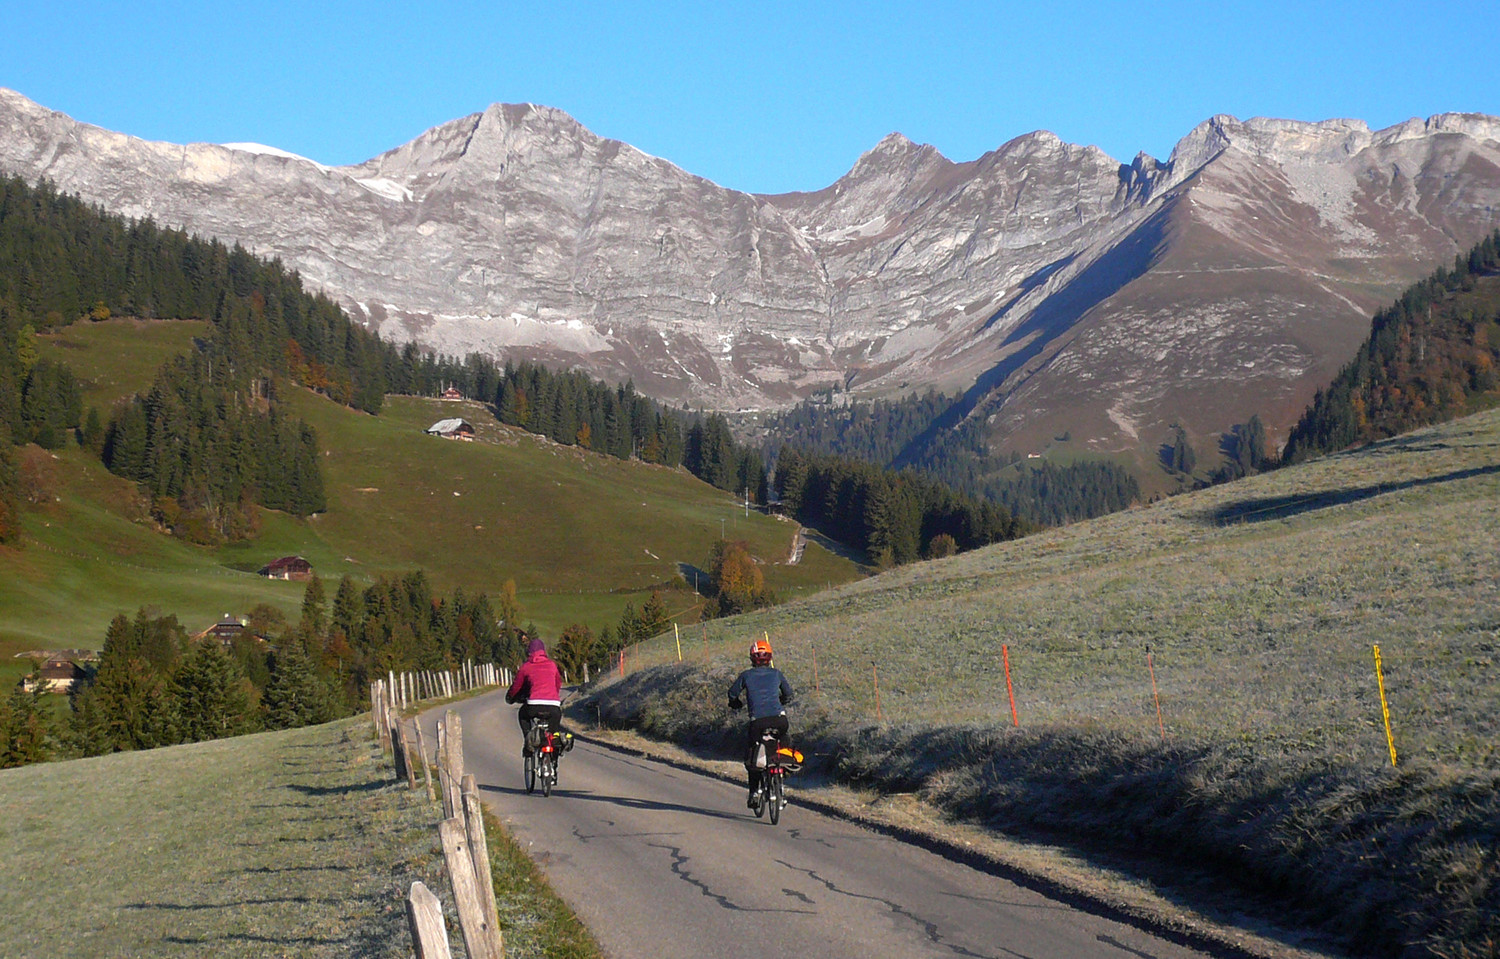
[{"x1": 3, "y1": 88, "x2": 1499, "y2": 467}]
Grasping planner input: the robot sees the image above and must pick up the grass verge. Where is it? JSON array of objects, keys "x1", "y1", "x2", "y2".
[
  {"x1": 0, "y1": 715, "x2": 602, "y2": 959},
  {"x1": 584, "y1": 409, "x2": 1500, "y2": 959}
]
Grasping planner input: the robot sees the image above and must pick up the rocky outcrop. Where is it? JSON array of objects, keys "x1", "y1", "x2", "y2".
[{"x1": 3, "y1": 87, "x2": 1498, "y2": 461}]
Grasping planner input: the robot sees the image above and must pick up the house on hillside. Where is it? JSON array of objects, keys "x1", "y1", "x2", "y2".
[
  {"x1": 193, "y1": 615, "x2": 271, "y2": 649},
  {"x1": 440, "y1": 386, "x2": 463, "y2": 400},
  {"x1": 21, "y1": 657, "x2": 88, "y2": 694},
  {"x1": 196, "y1": 614, "x2": 247, "y2": 646},
  {"x1": 260, "y1": 555, "x2": 313, "y2": 580},
  {"x1": 426, "y1": 418, "x2": 475, "y2": 441}
]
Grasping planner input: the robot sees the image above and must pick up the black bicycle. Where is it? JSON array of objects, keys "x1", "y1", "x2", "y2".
[
  {"x1": 524, "y1": 717, "x2": 563, "y2": 796},
  {"x1": 750, "y1": 730, "x2": 801, "y2": 824}
]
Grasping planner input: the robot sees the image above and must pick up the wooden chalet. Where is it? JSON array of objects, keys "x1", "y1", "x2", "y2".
[
  {"x1": 426, "y1": 418, "x2": 475, "y2": 441},
  {"x1": 440, "y1": 386, "x2": 464, "y2": 400},
  {"x1": 21, "y1": 657, "x2": 88, "y2": 694},
  {"x1": 261, "y1": 555, "x2": 313, "y2": 580},
  {"x1": 196, "y1": 614, "x2": 248, "y2": 646}
]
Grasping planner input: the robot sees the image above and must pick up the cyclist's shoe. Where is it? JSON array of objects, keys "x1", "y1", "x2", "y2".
[{"x1": 747, "y1": 789, "x2": 757, "y2": 809}]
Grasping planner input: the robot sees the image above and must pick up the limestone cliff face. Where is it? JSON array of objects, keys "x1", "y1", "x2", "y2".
[{"x1": 4, "y1": 88, "x2": 1499, "y2": 457}]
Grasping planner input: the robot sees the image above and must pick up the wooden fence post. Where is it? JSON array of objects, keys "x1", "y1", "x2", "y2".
[
  {"x1": 377, "y1": 683, "x2": 392, "y2": 752},
  {"x1": 405, "y1": 880, "x2": 453, "y2": 959},
  {"x1": 462, "y1": 774, "x2": 503, "y2": 956},
  {"x1": 413, "y1": 720, "x2": 435, "y2": 802},
  {"x1": 390, "y1": 721, "x2": 410, "y2": 782},
  {"x1": 445, "y1": 710, "x2": 465, "y2": 784},
  {"x1": 438, "y1": 817, "x2": 501, "y2": 959},
  {"x1": 397, "y1": 720, "x2": 417, "y2": 788}
]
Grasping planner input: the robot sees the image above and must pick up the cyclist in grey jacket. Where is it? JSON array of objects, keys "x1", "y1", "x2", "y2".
[{"x1": 728, "y1": 637, "x2": 793, "y2": 807}]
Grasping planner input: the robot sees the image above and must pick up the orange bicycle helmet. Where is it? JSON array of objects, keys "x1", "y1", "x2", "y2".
[{"x1": 749, "y1": 637, "x2": 773, "y2": 666}]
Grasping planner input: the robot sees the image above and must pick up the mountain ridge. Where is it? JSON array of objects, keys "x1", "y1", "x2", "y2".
[{"x1": 3, "y1": 87, "x2": 1498, "y2": 468}]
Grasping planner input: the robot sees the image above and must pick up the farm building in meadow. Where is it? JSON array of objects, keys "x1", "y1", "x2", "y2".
[
  {"x1": 197, "y1": 614, "x2": 248, "y2": 646},
  {"x1": 426, "y1": 418, "x2": 475, "y2": 441},
  {"x1": 21, "y1": 657, "x2": 89, "y2": 694},
  {"x1": 440, "y1": 386, "x2": 464, "y2": 400},
  {"x1": 260, "y1": 555, "x2": 313, "y2": 580}
]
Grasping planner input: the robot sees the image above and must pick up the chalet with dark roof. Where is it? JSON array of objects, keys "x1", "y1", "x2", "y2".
[
  {"x1": 21, "y1": 657, "x2": 88, "y2": 694},
  {"x1": 261, "y1": 555, "x2": 313, "y2": 581}
]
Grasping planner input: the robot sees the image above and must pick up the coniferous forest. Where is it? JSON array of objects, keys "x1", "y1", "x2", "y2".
[
  {"x1": 763, "y1": 391, "x2": 1141, "y2": 526},
  {"x1": 1282, "y1": 229, "x2": 1500, "y2": 462},
  {"x1": 0, "y1": 572, "x2": 528, "y2": 766}
]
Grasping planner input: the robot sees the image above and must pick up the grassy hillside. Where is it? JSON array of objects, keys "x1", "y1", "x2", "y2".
[
  {"x1": 0, "y1": 716, "x2": 599, "y2": 958},
  {"x1": 595, "y1": 407, "x2": 1500, "y2": 958},
  {"x1": 1, "y1": 319, "x2": 862, "y2": 663}
]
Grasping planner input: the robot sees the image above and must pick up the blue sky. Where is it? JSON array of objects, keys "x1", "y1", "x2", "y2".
[{"x1": 3, "y1": 0, "x2": 1495, "y2": 195}]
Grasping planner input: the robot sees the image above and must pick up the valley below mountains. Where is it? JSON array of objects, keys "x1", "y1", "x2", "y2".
[{"x1": 3, "y1": 88, "x2": 1499, "y2": 464}]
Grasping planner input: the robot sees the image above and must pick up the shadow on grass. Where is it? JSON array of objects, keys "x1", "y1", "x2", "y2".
[
  {"x1": 163, "y1": 932, "x2": 352, "y2": 947},
  {"x1": 1198, "y1": 463, "x2": 1500, "y2": 526},
  {"x1": 286, "y1": 779, "x2": 390, "y2": 797},
  {"x1": 124, "y1": 895, "x2": 348, "y2": 911}
]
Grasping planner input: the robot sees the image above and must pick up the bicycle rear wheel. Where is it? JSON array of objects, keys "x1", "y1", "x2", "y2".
[
  {"x1": 524, "y1": 753, "x2": 536, "y2": 794},
  {"x1": 541, "y1": 755, "x2": 554, "y2": 796},
  {"x1": 768, "y1": 773, "x2": 783, "y2": 825}
]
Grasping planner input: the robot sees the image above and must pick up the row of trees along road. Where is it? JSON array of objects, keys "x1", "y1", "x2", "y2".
[{"x1": 0, "y1": 572, "x2": 536, "y2": 768}]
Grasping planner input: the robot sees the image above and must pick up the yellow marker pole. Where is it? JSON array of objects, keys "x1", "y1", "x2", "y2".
[
  {"x1": 1373, "y1": 644, "x2": 1398, "y2": 766},
  {"x1": 674, "y1": 623, "x2": 682, "y2": 662}
]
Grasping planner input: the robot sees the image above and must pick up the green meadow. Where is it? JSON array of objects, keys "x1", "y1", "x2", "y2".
[
  {"x1": 2, "y1": 319, "x2": 863, "y2": 662},
  {"x1": 597, "y1": 407, "x2": 1500, "y2": 958}
]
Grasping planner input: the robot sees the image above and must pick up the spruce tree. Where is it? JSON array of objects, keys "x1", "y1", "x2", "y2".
[
  {"x1": 0, "y1": 663, "x2": 51, "y2": 767},
  {"x1": 262, "y1": 641, "x2": 326, "y2": 730},
  {"x1": 299, "y1": 574, "x2": 327, "y2": 636},
  {"x1": 171, "y1": 639, "x2": 256, "y2": 742}
]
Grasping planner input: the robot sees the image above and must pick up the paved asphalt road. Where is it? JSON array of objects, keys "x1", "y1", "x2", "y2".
[{"x1": 424, "y1": 692, "x2": 1215, "y2": 959}]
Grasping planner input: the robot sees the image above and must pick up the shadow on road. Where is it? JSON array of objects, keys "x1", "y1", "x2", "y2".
[{"x1": 478, "y1": 782, "x2": 747, "y2": 824}]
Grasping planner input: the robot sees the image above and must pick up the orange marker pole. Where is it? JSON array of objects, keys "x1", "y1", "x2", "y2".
[
  {"x1": 675, "y1": 623, "x2": 682, "y2": 662},
  {"x1": 1002, "y1": 644, "x2": 1019, "y2": 727},
  {"x1": 1147, "y1": 647, "x2": 1165, "y2": 742},
  {"x1": 873, "y1": 664, "x2": 882, "y2": 721}
]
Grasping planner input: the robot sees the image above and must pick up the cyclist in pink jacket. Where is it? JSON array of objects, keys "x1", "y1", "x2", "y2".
[{"x1": 506, "y1": 635, "x2": 571, "y2": 755}]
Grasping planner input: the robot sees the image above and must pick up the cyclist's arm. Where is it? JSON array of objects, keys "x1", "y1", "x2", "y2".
[
  {"x1": 505, "y1": 666, "x2": 529, "y2": 704},
  {"x1": 727, "y1": 672, "x2": 746, "y2": 710},
  {"x1": 778, "y1": 671, "x2": 793, "y2": 706}
]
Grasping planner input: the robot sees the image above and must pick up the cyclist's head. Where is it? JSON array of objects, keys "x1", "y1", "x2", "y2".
[
  {"x1": 526, "y1": 636, "x2": 547, "y2": 657},
  {"x1": 749, "y1": 637, "x2": 773, "y2": 666}
]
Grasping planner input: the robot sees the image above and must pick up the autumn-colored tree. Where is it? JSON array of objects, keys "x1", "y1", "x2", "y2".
[{"x1": 708, "y1": 540, "x2": 774, "y2": 617}]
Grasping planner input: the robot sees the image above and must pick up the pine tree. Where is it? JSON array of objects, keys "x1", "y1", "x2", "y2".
[
  {"x1": 638, "y1": 592, "x2": 670, "y2": 639},
  {"x1": 299, "y1": 574, "x2": 327, "y2": 636},
  {"x1": 1170, "y1": 425, "x2": 1197, "y2": 474},
  {"x1": 262, "y1": 641, "x2": 327, "y2": 730},
  {"x1": 0, "y1": 664, "x2": 51, "y2": 767},
  {"x1": 171, "y1": 639, "x2": 257, "y2": 742}
]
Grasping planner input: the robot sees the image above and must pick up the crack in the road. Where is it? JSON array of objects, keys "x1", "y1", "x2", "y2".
[
  {"x1": 785, "y1": 828, "x2": 837, "y2": 849},
  {"x1": 775, "y1": 859, "x2": 1035, "y2": 959},
  {"x1": 782, "y1": 887, "x2": 816, "y2": 905},
  {"x1": 648, "y1": 843, "x2": 817, "y2": 915},
  {"x1": 572, "y1": 825, "x2": 681, "y2": 844},
  {"x1": 1096, "y1": 934, "x2": 1161, "y2": 958}
]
